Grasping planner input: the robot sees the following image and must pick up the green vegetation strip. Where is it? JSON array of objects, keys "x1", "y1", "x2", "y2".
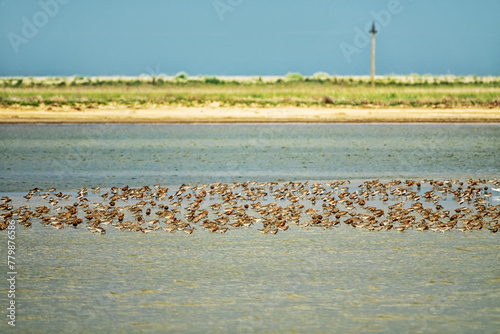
[{"x1": 1, "y1": 74, "x2": 499, "y2": 108}]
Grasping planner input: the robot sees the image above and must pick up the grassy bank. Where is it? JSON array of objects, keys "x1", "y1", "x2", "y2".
[{"x1": 1, "y1": 74, "x2": 499, "y2": 109}]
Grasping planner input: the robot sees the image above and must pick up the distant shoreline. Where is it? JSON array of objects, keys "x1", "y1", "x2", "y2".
[
  {"x1": 2, "y1": 74, "x2": 500, "y2": 83},
  {"x1": 2, "y1": 76, "x2": 499, "y2": 111},
  {"x1": 1, "y1": 106, "x2": 499, "y2": 124}
]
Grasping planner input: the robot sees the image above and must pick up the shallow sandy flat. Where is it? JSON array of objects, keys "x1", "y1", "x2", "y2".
[{"x1": 1, "y1": 106, "x2": 499, "y2": 123}]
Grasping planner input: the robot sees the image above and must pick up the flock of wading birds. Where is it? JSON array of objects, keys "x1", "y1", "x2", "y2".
[{"x1": 1, "y1": 179, "x2": 499, "y2": 235}]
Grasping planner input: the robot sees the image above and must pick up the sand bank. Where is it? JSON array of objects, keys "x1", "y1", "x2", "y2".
[{"x1": 1, "y1": 106, "x2": 499, "y2": 123}]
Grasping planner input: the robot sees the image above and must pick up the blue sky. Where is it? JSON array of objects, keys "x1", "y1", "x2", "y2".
[{"x1": 1, "y1": 0, "x2": 499, "y2": 76}]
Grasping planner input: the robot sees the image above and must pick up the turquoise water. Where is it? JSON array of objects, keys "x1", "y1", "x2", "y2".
[{"x1": 0, "y1": 124, "x2": 499, "y2": 333}]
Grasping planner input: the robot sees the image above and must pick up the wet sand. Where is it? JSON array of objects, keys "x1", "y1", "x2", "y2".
[{"x1": 1, "y1": 106, "x2": 500, "y2": 123}]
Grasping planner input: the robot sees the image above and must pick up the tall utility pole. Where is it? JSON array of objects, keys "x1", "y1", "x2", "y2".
[{"x1": 369, "y1": 22, "x2": 377, "y2": 87}]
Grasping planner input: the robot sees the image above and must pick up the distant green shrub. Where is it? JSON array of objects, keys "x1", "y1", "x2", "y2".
[
  {"x1": 175, "y1": 72, "x2": 188, "y2": 81},
  {"x1": 285, "y1": 73, "x2": 304, "y2": 82},
  {"x1": 204, "y1": 76, "x2": 222, "y2": 84},
  {"x1": 126, "y1": 80, "x2": 141, "y2": 87}
]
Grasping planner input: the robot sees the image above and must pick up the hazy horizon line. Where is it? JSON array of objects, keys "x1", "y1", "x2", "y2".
[{"x1": 2, "y1": 74, "x2": 500, "y2": 79}]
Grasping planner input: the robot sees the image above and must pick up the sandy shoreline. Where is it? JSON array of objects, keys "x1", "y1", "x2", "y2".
[{"x1": 1, "y1": 106, "x2": 500, "y2": 123}]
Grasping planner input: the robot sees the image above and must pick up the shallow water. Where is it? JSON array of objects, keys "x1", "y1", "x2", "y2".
[
  {"x1": 1, "y1": 123, "x2": 499, "y2": 192},
  {"x1": 10, "y1": 225, "x2": 500, "y2": 333},
  {"x1": 0, "y1": 123, "x2": 499, "y2": 333}
]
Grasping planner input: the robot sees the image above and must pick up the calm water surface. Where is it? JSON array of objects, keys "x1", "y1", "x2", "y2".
[
  {"x1": 0, "y1": 123, "x2": 499, "y2": 192},
  {"x1": 0, "y1": 124, "x2": 499, "y2": 333}
]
